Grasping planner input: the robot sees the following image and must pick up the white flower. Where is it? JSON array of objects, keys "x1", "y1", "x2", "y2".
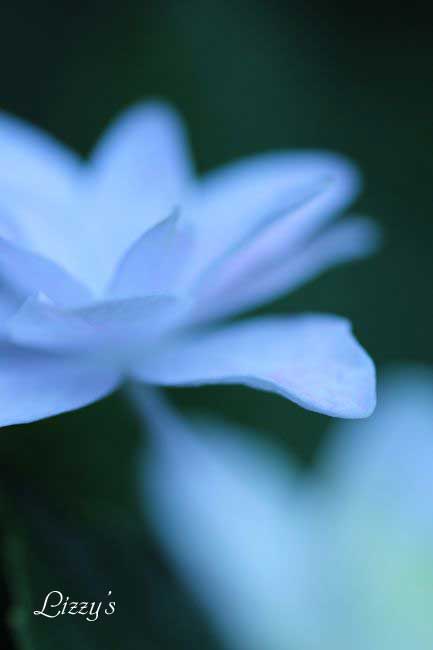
[
  {"x1": 147, "y1": 368, "x2": 433, "y2": 650},
  {"x1": 0, "y1": 102, "x2": 377, "y2": 425}
]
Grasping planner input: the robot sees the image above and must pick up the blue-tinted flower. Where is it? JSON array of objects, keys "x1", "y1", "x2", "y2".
[
  {"x1": 0, "y1": 103, "x2": 378, "y2": 425},
  {"x1": 147, "y1": 368, "x2": 433, "y2": 650}
]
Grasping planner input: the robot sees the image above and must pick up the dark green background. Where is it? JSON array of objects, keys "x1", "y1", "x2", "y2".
[{"x1": 0, "y1": 1, "x2": 432, "y2": 648}]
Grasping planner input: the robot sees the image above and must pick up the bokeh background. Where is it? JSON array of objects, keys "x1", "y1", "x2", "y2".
[{"x1": 0, "y1": 1, "x2": 432, "y2": 648}]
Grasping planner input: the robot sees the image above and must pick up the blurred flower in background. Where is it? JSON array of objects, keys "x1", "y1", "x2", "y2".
[
  {"x1": 0, "y1": 102, "x2": 377, "y2": 426},
  {"x1": 146, "y1": 367, "x2": 433, "y2": 650}
]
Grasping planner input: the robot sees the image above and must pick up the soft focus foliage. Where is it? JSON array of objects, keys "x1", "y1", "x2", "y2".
[{"x1": 147, "y1": 367, "x2": 433, "y2": 650}]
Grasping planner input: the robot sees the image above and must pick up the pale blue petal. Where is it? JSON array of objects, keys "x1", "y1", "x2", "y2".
[
  {"x1": 142, "y1": 392, "x2": 315, "y2": 650},
  {"x1": 82, "y1": 101, "x2": 194, "y2": 292},
  {"x1": 108, "y1": 212, "x2": 193, "y2": 299},
  {"x1": 0, "y1": 111, "x2": 85, "y2": 277},
  {"x1": 193, "y1": 216, "x2": 380, "y2": 321},
  {"x1": 184, "y1": 152, "x2": 360, "y2": 282},
  {"x1": 0, "y1": 109, "x2": 80, "y2": 203},
  {"x1": 133, "y1": 314, "x2": 376, "y2": 418},
  {"x1": 0, "y1": 194, "x2": 95, "y2": 292},
  {"x1": 7, "y1": 293, "x2": 184, "y2": 362},
  {"x1": 0, "y1": 237, "x2": 92, "y2": 308},
  {"x1": 0, "y1": 284, "x2": 21, "y2": 323},
  {"x1": 90, "y1": 101, "x2": 193, "y2": 200},
  {"x1": 0, "y1": 341, "x2": 120, "y2": 427},
  {"x1": 0, "y1": 208, "x2": 28, "y2": 243}
]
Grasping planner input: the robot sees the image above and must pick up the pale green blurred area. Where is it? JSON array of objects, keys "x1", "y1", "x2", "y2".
[
  {"x1": 0, "y1": 1, "x2": 432, "y2": 648},
  {"x1": 148, "y1": 368, "x2": 433, "y2": 650}
]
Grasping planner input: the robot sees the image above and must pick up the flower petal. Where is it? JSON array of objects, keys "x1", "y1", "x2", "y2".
[
  {"x1": 193, "y1": 217, "x2": 380, "y2": 321},
  {"x1": 83, "y1": 101, "x2": 194, "y2": 292},
  {"x1": 133, "y1": 314, "x2": 376, "y2": 418},
  {"x1": 185, "y1": 152, "x2": 360, "y2": 280},
  {"x1": 7, "y1": 293, "x2": 184, "y2": 360},
  {"x1": 0, "y1": 237, "x2": 92, "y2": 309},
  {"x1": 108, "y1": 212, "x2": 193, "y2": 299},
  {"x1": 0, "y1": 111, "x2": 85, "y2": 277},
  {"x1": 141, "y1": 392, "x2": 315, "y2": 650},
  {"x1": 0, "y1": 341, "x2": 120, "y2": 427},
  {"x1": 90, "y1": 101, "x2": 193, "y2": 202},
  {"x1": 0, "y1": 109, "x2": 80, "y2": 204}
]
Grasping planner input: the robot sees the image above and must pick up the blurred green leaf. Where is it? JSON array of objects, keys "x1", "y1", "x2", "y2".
[{"x1": 0, "y1": 393, "x2": 219, "y2": 650}]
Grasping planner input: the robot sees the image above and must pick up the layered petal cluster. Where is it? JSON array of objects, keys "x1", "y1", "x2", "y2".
[
  {"x1": 147, "y1": 368, "x2": 433, "y2": 650},
  {"x1": 0, "y1": 103, "x2": 378, "y2": 425}
]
